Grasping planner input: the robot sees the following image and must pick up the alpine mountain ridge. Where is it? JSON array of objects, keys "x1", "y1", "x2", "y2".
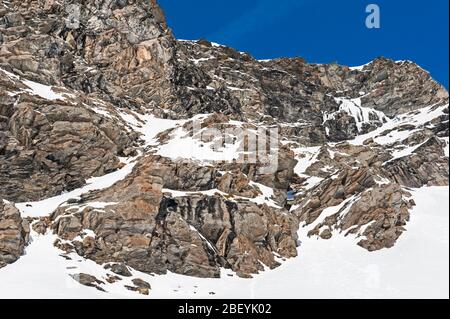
[{"x1": 0, "y1": 0, "x2": 448, "y2": 296}]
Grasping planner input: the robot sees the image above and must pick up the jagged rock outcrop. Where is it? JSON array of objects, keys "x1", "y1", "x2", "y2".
[
  {"x1": 293, "y1": 167, "x2": 414, "y2": 251},
  {"x1": 382, "y1": 136, "x2": 449, "y2": 187},
  {"x1": 70, "y1": 273, "x2": 105, "y2": 292},
  {"x1": 0, "y1": 0, "x2": 175, "y2": 110},
  {"x1": 50, "y1": 155, "x2": 299, "y2": 278},
  {"x1": 164, "y1": 195, "x2": 298, "y2": 277},
  {"x1": 125, "y1": 278, "x2": 151, "y2": 295},
  {"x1": 0, "y1": 200, "x2": 29, "y2": 268},
  {"x1": 173, "y1": 40, "x2": 448, "y2": 143},
  {"x1": 348, "y1": 185, "x2": 413, "y2": 251},
  {"x1": 0, "y1": 67, "x2": 138, "y2": 201}
]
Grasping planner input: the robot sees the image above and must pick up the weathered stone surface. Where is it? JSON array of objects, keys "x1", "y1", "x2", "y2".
[
  {"x1": 348, "y1": 185, "x2": 413, "y2": 251},
  {"x1": 382, "y1": 136, "x2": 449, "y2": 187},
  {"x1": 172, "y1": 41, "x2": 448, "y2": 144},
  {"x1": 293, "y1": 167, "x2": 415, "y2": 251},
  {"x1": 125, "y1": 278, "x2": 151, "y2": 295},
  {"x1": 0, "y1": 68, "x2": 138, "y2": 202},
  {"x1": 70, "y1": 273, "x2": 105, "y2": 292},
  {"x1": 0, "y1": 200, "x2": 29, "y2": 267},
  {"x1": 105, "y1": 263, "x2": 132, "y2": 277},
  {"x1": 166, "y1": 195, "x2": 299, "y2": 277},
  {"x1": 0, "y1": 0, "x2": 175, "y2": 108},
  {"x1": 31, "y1": 217, "x2": 51, "y2": 235},
  {"x1": 50, "y1": 155, "x2": 299, "y2": 278}
]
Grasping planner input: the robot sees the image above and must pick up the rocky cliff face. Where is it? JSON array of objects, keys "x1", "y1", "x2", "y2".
[
  {"x1": 0, "y1": 200, "x2": 29, "y2": 268},
  {"x1": 0, "y1": 0, "x2": 448, "y2": 289},
  {"x1": 50, "y1": 155, "x2": 298, "y2": 278}
]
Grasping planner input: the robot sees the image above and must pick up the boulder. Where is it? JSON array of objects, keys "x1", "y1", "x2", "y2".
[{"x1": 0, "y1": 200, "x2": 30, "y2": 267}]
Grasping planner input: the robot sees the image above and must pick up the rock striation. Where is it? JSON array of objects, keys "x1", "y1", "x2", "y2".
[
  {"x1": 0, "y1": 200, "x2": 29, "y2": 268},
  {"x1": 51, "y1": 156, "x2": 298, "y2": 278},
  {"x1": 0, "y1": 0, "x2": 448, "y2": 282}
]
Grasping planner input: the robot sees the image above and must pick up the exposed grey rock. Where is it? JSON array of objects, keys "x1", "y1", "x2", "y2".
[
  {"x1": 126, "y1": 278, "x2": 151, "y2": 295},
  {"x1": 0, "y1": 200, "x2": 29, "y2": 268},
  {"x1": 0, "y1": 0, "x2": 448, "y2": 281},
  {"x1": 70, "y1": 273, "x2": 105, "y2": 292},
  {"x1": 382, "y1": 136, "x2": 449, "y2": 187},
  {"x1": 0, "y1": 68, "x2": 138, "y2": 202},
  {"x1": 105, "y1": 263, "x2": 132, "y2": 277},
  {"x1": 50, "y1": 155, "x2": 299, "y2": 278},
  {"x1": 293, "y1": 167, "x2": 415, "y2": 251}
]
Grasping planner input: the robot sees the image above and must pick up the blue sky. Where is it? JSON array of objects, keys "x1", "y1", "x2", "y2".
[{"x1": 158, "y1": 0, "x2": 449, "y2": 88}]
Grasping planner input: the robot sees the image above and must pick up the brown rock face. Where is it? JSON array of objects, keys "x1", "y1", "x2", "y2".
[
  {"x1": 0, "y1": 0, "x2": 448, "y2": 281},
  {"x1": 382, "y1": 136, "x2": 449, "y2": 187},
  {"x1": 166, "y1": 196, "x2": 299, "y2": 277},
  {"x1": 0, "y1": 79, "x2": 138, "y2": 201},
  {"x1": 172, "y1": 41, "x2": 448, "y2": 144},
  {"x1": 0, "y1": 0, "x2": 175, "y2": 107},
  {"x1": 1, "y1": 0, "x2": 174, "y2": 202},
  {"x1": 127, "y1": 278, "x2": 151, "y2": 295},
  {"x1": 50, "y1": 155, "x2": 299, "y2": 278},
  {"x1": 70, "y1": 273, "x2": 105, "y2": 292},
  {"x1": 349, "y1": 186, "x2": 413, "y2": 251},
  {"x1": 0, "y1": 200, "x2": 29, "y2": 268},
  {"x1": 294, "y1": 167, "x2": 415, "y2": 251}
]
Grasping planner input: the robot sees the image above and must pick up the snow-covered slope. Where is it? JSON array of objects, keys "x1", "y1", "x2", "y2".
[{"x1": 0, "y1": 186, "x2": 447, "y2": 299}]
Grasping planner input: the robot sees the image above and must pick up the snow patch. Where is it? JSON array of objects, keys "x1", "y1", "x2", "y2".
[{"x1": 16, "y1": 162, "x2": 136, "y2": 218}]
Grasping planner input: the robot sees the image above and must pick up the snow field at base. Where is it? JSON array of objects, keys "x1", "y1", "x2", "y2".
[{"x1": 0, "y1": 186, "x2": 447, "y2": 299}]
